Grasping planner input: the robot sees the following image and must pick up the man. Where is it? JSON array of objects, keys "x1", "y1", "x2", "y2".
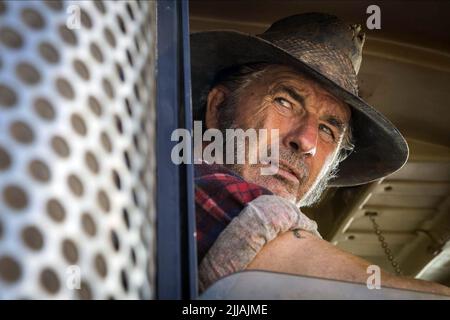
[{"x1": 191, "y1": 13, "x2": 450, "y2": 295}]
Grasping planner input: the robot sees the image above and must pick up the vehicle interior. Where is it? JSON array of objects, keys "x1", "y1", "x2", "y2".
[
  {"x1": 0, "y1": 0, "x2": 448, "y2": 300},
  {"x1": 190, "y1": 0, "x2": 450, "y2": 289}
]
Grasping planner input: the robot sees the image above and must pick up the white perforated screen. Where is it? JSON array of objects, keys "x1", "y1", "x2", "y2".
[{"x1": 0, "y1": 0, "x2": 156, "y2": 299}]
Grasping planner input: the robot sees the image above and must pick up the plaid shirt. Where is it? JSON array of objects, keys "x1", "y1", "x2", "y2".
[{"x1": 195, "y1": 162, "x2": 273, "y2": 262}]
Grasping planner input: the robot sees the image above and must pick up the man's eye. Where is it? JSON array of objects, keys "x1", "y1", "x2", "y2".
[
  {"x1": 319, "y1": 124, "x2": 335, "y2": 140},
  {"x1": 274, "y1": 97, "x2": 292, "y2": 109}
]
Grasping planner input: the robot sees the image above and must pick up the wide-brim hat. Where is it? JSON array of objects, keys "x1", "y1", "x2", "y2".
[{"x1": 190, "y1": 13, "x2": 408, "y2": 187}]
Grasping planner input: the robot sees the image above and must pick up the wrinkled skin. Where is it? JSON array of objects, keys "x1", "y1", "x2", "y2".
[{"x1": 205, "y1": 65, "x2": 351, "y2": 205}]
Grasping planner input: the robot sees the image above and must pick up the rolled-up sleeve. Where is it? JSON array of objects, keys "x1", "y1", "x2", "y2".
[{"x1": 198, "y1": 195, "x2": 322, "y2": 292}]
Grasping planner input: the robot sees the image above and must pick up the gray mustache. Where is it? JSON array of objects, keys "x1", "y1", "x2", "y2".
[{"x1": 269, "y1": 147, "x2": 310, "y2": 181}]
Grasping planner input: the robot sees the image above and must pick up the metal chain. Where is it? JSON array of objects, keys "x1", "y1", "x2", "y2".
[{"x1": 367, "y1": 214, "x2": 403, "y2": 275}]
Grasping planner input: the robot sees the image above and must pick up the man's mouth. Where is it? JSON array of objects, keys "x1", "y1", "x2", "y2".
[{"x1": 277, "y1": 160, "x2": 304, "y2": 184}]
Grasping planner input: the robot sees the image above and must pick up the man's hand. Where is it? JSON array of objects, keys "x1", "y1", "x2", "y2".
[{"x1": 247, "y1": 230, "x2": 450, "y2": 297}]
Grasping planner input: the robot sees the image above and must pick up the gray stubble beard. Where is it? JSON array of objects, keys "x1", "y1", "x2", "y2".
[{"x1": 216, "y1": 95, "x2": 342, "y2": 208}]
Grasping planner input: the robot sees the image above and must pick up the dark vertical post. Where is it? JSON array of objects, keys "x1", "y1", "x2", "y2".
[
  {"x1": 156, "y1": 0, "x2": 197, "y2": 299},
  {"x1": 180, "y1": 0, "x2": 199, "y2": 299}
]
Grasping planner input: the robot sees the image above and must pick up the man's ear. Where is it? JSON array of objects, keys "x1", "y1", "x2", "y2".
[{"x1": 205, "y1": 85, "x2": 229, "y2": 129}]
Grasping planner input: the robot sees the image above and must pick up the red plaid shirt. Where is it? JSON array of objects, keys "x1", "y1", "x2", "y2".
[{"x1": 195, "y1": 162, "x2": 273, "y2": 262}]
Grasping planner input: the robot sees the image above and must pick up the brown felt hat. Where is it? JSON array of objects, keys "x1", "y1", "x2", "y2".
[{"x1": 190, "y1": 12, "x2": 408, "y2": 187}]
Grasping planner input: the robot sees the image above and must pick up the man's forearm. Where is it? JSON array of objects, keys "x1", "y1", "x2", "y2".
[
  {"x1": 381, "y1": 271, "x2": 450, "y2": 296},
  {"x1": 247, "y1": 230, "x2": 450, "y2": 297},
  {"x1": 198, "y1": 195, "x2": 321, "y2": 291}
]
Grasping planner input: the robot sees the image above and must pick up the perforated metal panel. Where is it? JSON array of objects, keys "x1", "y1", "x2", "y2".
[{"x1": 0, "y1": 0, "x2": 156, "y2": 299}]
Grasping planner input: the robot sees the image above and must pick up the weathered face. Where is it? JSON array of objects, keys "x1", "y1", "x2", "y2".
[{"x1": 206, "y1": 65, "x2": 351, "y2": 205}]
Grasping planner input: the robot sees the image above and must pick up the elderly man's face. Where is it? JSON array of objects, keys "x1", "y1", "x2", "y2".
[{"x1": 206, "y1": 65, "x2": 351, "y2": 205}]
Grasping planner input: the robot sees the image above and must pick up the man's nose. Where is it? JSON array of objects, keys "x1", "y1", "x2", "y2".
[{"x1": 284, "y1": 116, "x2": 318, "y2": 157}]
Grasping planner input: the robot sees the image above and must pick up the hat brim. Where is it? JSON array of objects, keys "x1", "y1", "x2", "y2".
[{"x1": 190, "y1": 31, "x2": 409, "y2": 187}]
